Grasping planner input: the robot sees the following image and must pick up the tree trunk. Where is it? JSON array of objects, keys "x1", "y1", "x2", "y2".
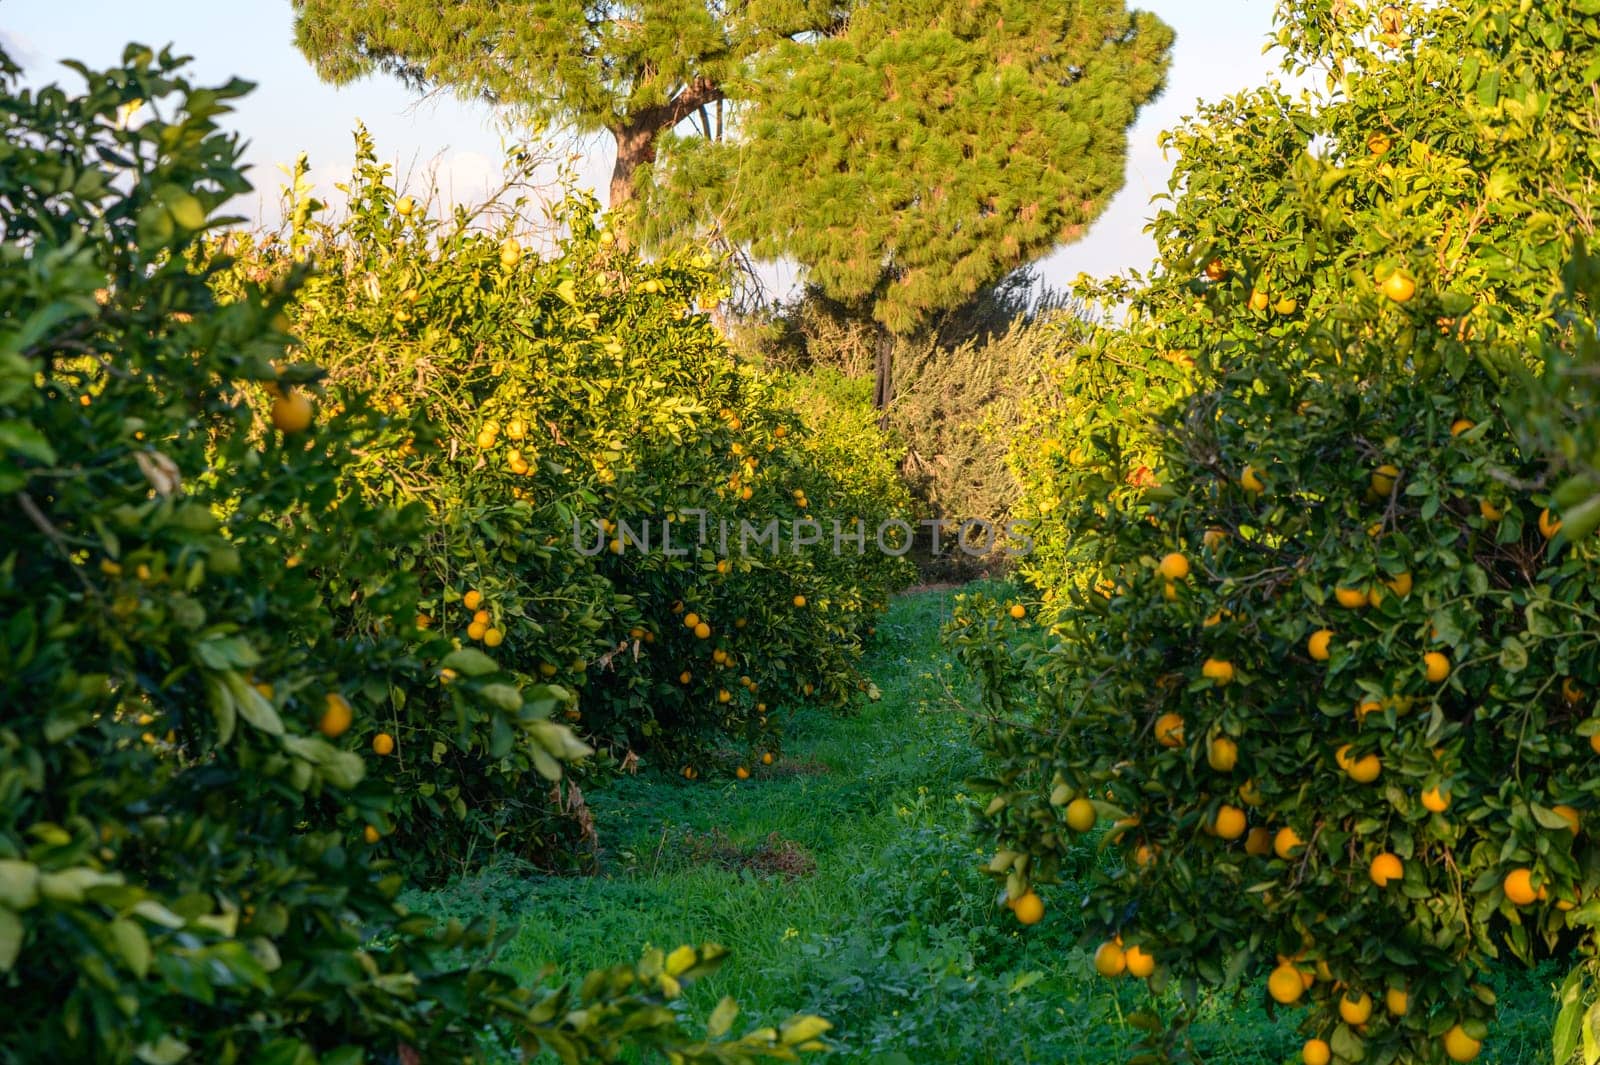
[
  {"x1": 872, "y1": 326, "x2": 895, "y2": 427},
  {"x1": 609, "y1": 122, "x2": 657, "y2": 213}
]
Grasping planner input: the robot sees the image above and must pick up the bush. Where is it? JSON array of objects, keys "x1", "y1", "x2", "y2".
[
  {"x1": 0, "y1": 43, "x2": 827, "y2": 1063},
  {"x1": 213, "y1": 131, "x2": 914, "y2": 878},
  {"x1": 952, "y1": 3, "x2": 1600, "y2": 1063}
]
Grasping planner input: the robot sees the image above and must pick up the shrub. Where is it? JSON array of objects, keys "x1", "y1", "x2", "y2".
[
  {"x1": 214, "y1": 132, "x2": 914, "y2": 877},
  {"x1": 952, "y1": 2, "x2": 1600, "y2": 1062},
  {"x1": 0, "y1": 43, "x2": 825, "y2": 1063}
]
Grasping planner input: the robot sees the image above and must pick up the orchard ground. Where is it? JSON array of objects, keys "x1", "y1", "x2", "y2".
[{"x1": 417, "y1": 588, "x2": 1561, "y2": 1063}]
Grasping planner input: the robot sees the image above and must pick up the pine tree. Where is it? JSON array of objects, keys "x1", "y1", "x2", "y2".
[{"x1": 291, "y1": 0, "x2": 1172, "y2": 406}]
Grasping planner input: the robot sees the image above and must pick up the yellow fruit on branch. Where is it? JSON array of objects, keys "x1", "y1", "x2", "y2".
[
  {"x1": 1539, "y1": 507, "x2": 1563, "y2": 539},
  {"x1": 1383, "y1": 571, "x2": 1413, "y2": 597},
  {"x1": 1553, "y1": 804, "x2": 1581, "y2": 835},
  {"x1": 1307, "y1": 629, "x2": 1333, "y2": 661},
  {"x1": 694, "y1": 622, "x2": 712, "y2": 639},
  {"x1": 1422, "y1": 786, "x2": 1451, "y2": 812},
  {"x1": 271, "y1": 390, "x2": 313, "y2": 434},
  {"x1": 1158, "y1": 552, "x2": 1190, "y2": 581},
  {"x1": 1385, "y1": 986, "x2": 1409, "y2": 1016},
  {"x1": 1302, "y1": 1037, "x2": 1332, "y2": 1065},
  {"x1": 1267, "y1": 963, "x2": 1305, "y2": 1004},
  {"x1": 1093, "y1": 939, "x2": 1126, "y2": 976},
  {"x1": 1201, "y1": 658, "x2": 1235, "y2": 685},
  {"x1": 1563, "y1": 677, "x2": 1584, "y2": 706},
  {"x1": 363, "y1": 825, "x2": 382, "y2": 844},
  {"x1": 1154, "y1": 712, "x2": 1186, "y2": 747},
  {"x1": 1208, "y1": 736, "x2": 1238, "y2": 772},
  {"x1": 1479, "y1": 498, "x2": 1504, "y2": 521},
  {"x1": 1124, "y1": 943, "x2": 1156, "y2": 978},
  {"x1": 1203, "y1": 258, "x2": 1228, "y2": 281},
  {"x1": 1370, "y1": 463, "x2": 1400, "y2": 496},
  {"x1": 372, "y1": 732, "x2": 395, "y2": 756},
  {"x1": 1245, "y1": 826, "x2": 1273, "y2": 856},
  {"x1": 793, "y1": 594, "x2": 807, "y2": 608},
  {"x1": 1424, "y1": 651, "x2": 1451, "y2": 683},
  {"x1": 1334, "y1": 586, "x2": 1368, "y2": 609},
  {"x1": 1274, "y1": 826, "x2": 1304, "y2": 860},
  {"x1": 1212, "y1": 804, "x2": 1247, "y2": 840},
  {"x1": 1369, "y1": 852, "x2": 1403, "y2": 887},
  {"x1": 1337, "y1": 744, "x2": 1382, "y2": 783},
  {"x1": 1503, "y1": 867, "x2": 1543, "y2": 906},
  {"x1": 1443, "y1": 1025, "x2": 1483, "y2": 1062},
  {"x1": 319, "y1": 693, "x2": 353, "y2": 738},
  {"x1": 1450, "y1": 418, "x2": 1475, "y2": 436},
  {"x1": 1240, "y1": 465, "x2": 1266, "y2": 493},
  {"x1": 1012, "y1": 890, "x2": 1045, "y2": 925},
  {"x1": 1339, "y1": 990, "x2": 1373, "y2": 1025},
  {"x1": 463, "y1": 589, "x2": 483, "y2": 611},
  {"x1": 1009, "y1": 603, "x2": 1027, "y2": 620},
  {"x1": 1382, "y1": 269, "x2": 1416, "y2": 303},
  {"x1": 1248, "y1": 289, "x2": 1270, "y2": 312},
  {"x1": 1065, "y1": 798, "x2": 1097, "y2": 833}
]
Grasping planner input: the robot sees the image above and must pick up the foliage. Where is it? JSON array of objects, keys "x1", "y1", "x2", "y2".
[
  {"x1": 949, "y1": 1, "x2": 1600, "y2": 1062},
  {"x1": 213, "y1": 131, "x2": 913, "y2": 880},
  {"x1": 0, "y1": 43, "x2": 828, "y2": 1064}
]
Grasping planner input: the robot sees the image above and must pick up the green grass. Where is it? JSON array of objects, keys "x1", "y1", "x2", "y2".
[{"x1": 418, "y1": 587, "x2": 1562, "y2": 1063}]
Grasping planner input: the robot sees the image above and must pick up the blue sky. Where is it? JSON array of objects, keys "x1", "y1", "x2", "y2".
[{"x1": 3, "y1": 1, "x2": 1282, "y2": 293}]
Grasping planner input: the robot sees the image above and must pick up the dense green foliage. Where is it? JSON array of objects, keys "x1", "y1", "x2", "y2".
[
  {"x1": 950, "y1": 2, "x2": 1600, "y2": 1063},
  {"x1": 0, "y1": 44, "x2": 838, "y2": 1064}
]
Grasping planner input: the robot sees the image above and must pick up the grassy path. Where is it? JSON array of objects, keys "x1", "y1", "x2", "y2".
[{"x1": 423, "y1": 589, "x2": 1558, "y2": 1063}]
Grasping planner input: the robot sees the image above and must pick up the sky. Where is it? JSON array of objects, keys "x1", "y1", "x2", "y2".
[{"x1": 2, "y1": 1, "x2": 1284, "y2": 296}]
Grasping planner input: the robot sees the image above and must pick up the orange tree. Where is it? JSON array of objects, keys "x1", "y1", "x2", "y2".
[
  {"x1": 948, "y1": 2, "x2": 1600, "y2": 1063},
  {"x1": 0, "y1": 43, "x2": 830, "y2": 1062},
  {"x1": 214, "y1": 134, "x2": 913, "y2": 878}
]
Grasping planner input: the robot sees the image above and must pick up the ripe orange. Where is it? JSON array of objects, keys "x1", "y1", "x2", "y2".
[
  {"x1": 1334, "y1": 586, "x2": 1367, "y2": 609},
  {"x1": 1213, "y1": 805, "x2": 1247, "y2": 840},
  {"x1": 467, "y1": 621, "x2": 488, "y2": 641},
  {"x1": 1245, "y1": 826, "x2": 1273, "y2": 856},
  {"x1": 1274, "y1": 826, "x2": 1304, "y2": 860},
  {"x1": 1012, "y1": 891, "x2": 1045, "y2": 925},
  {"x1": 372, "y1": 732, "x2": 395, "y2": 756},
  {"x1": 1202, "y1": 528, "x2": 1228, "y2": 550},
  {"x1": 1422, "y1": 786, "x2": 1451, "y2": 812},
  {"x1": 1307, "y1": 629, "x2": 1333, "y2": 661},
  {"x1": 1208, "y1": 736, "x2": 1239, "y2": 772},
  {"x1": 1367, "y1": 131, "x2": 1392, "y2": 155},
  {"x1": 1248, "y1": 289, "x2": 1270, "y2": 312},
  {"x1": 694, "y1": 622, "x2": 712, "y2": 639},
  {"x1": 1201, "y1": 658, "x2": 1234, "y2": 685},
  {"x1": 499, "y1": 238, "x2": 522, "y2": 267},
  {"x1": 483, "y1": 627, "x2": 504, "y2": 648},
  {"x1": 678, "y1": 670, "x2": 692, "y2": 684},
  {"x1": 1479, "y1": 498, "x2": 1504, "y2": 521},
  {"x1": 1158, "y1": 552, "x2": 1190, "y2": 581},
  {"x1": 735, "y1": 766, "x2": 750, "y2": 780},
  {"x1": 1093, "y1": 939, "x2": 1126, "y2": 977},
  {"x1": 1240, "y1": 465, "x2": 1266, "y2": 493},
  {"x1": 1339, "y1": 990, "x2": 1373, "y2": 1025},
  {"x1": 1539, "y1": 507, "x2": 1563, "y2": 539},
  {"x1": 1203, "y1": 259, "x2": 1227, "y2": 281},
  {"x1": 1385, "y1": 986, "x2": 1409, "y2": 1016},
  {"x1": 1124, "y1": 944, "x2": 1156, "y2": 978},
  {"x1": 1337, "y1": 744, "x2": 1382, "y2": 783},
  {"x1": 1009, "y1": 603, "x2": 1027, "y2": 620},
  {"x1": 1371, "y1": 463, "x2": 1400, "y2": 496},
  {"x1": 793, "y1": 595, "x2": 807, "y2": 608},
  {"x1": 1382, "y1": 270, "x2": 1416, "y2": 302},
  {"x1": 1384, "y1": 571, "x2": 1413, "y2": 597},
  {"x1": 363, "y1": 825, "x2": 381, "y2": 844},
  {"x1": 1451, "y1": 418, "x2": 1475, "y2": 436},
  {"x1": 1369, "y1": 852, "x2": 1403, "y2": 887},
  {"x1": 1503, "y1": 868, "x2": 1541, "y2": 906},
  {"x1": 319, "y1": 693, "x2": 353, "y2": 738},
  {"x1": 717, "y1": 689, "x2": 732, "y2": 704},
  {"x1": 1443, "y1": 1025, "x2": 1482, "y2": 1062},
  {"x1": 1267, "y1": 963, "x2": 1305, "y2": 1004},
  {"x1": 684, "y1": 612, "x2": 701, "y2": 629},
  {"x1": 463, "y1": 590, "x2": 483, "y2": 611},
  {"x1": 1065, "y1": 798, "x2": 1097, "y2": 833},
  {"x1": 271, "y1": 390, "x2": 313, "y2": 433},
  {"x1": 762, "y1": 752, "x2": 774, "y2": 765},
  {"x1": 1563, "y1": 678, "x2": 1584, "y2": 706},
  {"x1": 1553, "y1": 804, "x2": 1581, "y2": 835},
  {"x1": 1424, "y1": 651, "x2": 1451, "y2": 683},
  {"x1": 1154, "y1": 713, "x2": 1185, "y2": 747},
  {"x1": 1302, "y1": 1038, "x2": 1332, "y2": 1065}
]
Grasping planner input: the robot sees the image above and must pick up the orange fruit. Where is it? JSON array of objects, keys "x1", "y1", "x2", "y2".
[
  {"x1": 762, "y1": 752, "x2": 774, "y2": 765},
  {"x1": 1503, "y1": 868, "x2": 1541, "y2": 906},
  {"x1": 1267, "y1": 963, "x2": 1305, "y2": 1004},
  {"x1": 679, "y1": 670, "x2": 692, "y2": 684},
  {"x1": 1201, "y1": 658, "x2": 1234, "y2": 685},
  {"x1": 1158, "y1": 552, "x2": 1190, "y2": 581},
  {"x1": 1154, "y1": 713, "x2": 1185, "y2": 747},
  {"x1": 463, "y1": 590, "x2": 483, "y2": 611},
  {"x1": 1382, "y1": 270, "x2": 1416, "y2": 302},
  {"x1": 1337, "y1": 745, "x2": 1382, "y2": 783},
  {"x1": 1203, "y1": 259, "x2": 1227, "y2": 281},
  {"x1": 1248, "y1": 289, "x2": 1270, "y2": 312},
  {"x1": 694, "y1": 622, "x2": 712, "y2": 639},
  {"x1": 1302, "y1": 1038, "x2": 1332, "y2": 1065},
  {"x1": 1451, "y1": 418, "x2": 1475, "y2": 436},
  {"x1": 684, "y1": 612, "x2": 701, "y2": 629},
  {"x1": 1012, "y1": 891, "x2": 1045, "y2": 925},
  {"x1": 793, "y1": 594, "x2": 807, "y2": 608},
  {"x1": 1553, "y1": 804, "x2": 1581, "y2": 835},
  {"x1": 472, "y1": 609, "x2": 491, "y2": 626},
  {"x1": 1563, "y1": 678, "x2": 1584, "y2": 705},
  {"x1": 1208, "y1": 736, "x2": 1238, "y2": 772},
  {"x1": 1124, "y1": 944, "x2": 1156, "y2": 978},
  {"x1": 1093, "y1": 939, "x2": 1126, "y2": 977},
  {"x1": 483, "y1": 627, "x2": 504, "y2": 648},
  {"x1": 363, "y1": 825, "x2": 381, "y2": 844},
  {"x1": 1065, "y1": 798, "x2": 1097, "y2": 833},
  {"x1": 735, "y1": 766, "x2": 750, "y2": 781},
  {"x1": 1274, "y1": 826, "x2": 1305, "y2": 860},
  {"x1": 1355, "y1": 699, "x2": 1383, "y2": 722},
  {"x1": 1307, "y1": 629, "x2": 1333, "y2": 661},
  {"x1": 1202, "y1": 528, "x2": 1228, "y2": 550},
  {"x1": 1369, "y1": 852, "x2": 1403, "y2": 887},
  {"x1": 1245, "y1": 826, "x2": 1273, "y2": 856},
  {"x1": 1422, "y1": 786, "x2": 1451, "y2": 812},
  {"x1": 467, "y1": 621, "x2": 488, "y2": 641},
  {"x1": 1479, "y1": 498, "x2": 1504, "y2": 521},
  {"x1": 372, "y1": 732, "x2": 395, "y2": 756},
  {"x1": 1009, "y1": 603, "x2": 1027, "y2": 620},
  {"x1": 1539, "y1": 507, "x2": 1563, "y2": 539},
  {"x1": 1339, "y1": 990, "x2": 1373, "y2": 1025},
  {"x1": 1240, "y1": 465, "x2": 1266, "y2": 493},
  {"x1": 1386, "y1": 986, "x2": 1409, "y2": 1016},
  {"x1": 271, "y1": 390, "x2": 313, "y2": 433},
  {"x1": 1443, "y1": 1025, "x2": 1483, "y2": 1062},
  {"x1": 1384, "y1": 571, "x2": 1413, "y2": 597},
  {"x1": 1589, "y1": 730, "x2": 1600, "y2": 756},
  {"x1": 1334, "y1": 586, "x2": 1368, "y2": 608},
  {"x1": 1213, "y1": 805, "x2": 1247, "y2": 840},
  {"x1": 717, "y1": 689, "x2": 732, "y2": 704},
  {"x1": 1424, "y1": 651, "x2": 1451, "y2": 683},
  {"x1": 319, "y1": 693, "x2": 353, "y2": 738},
  {"x1": 1371, "y1": 463, "x2": 1400, "y2": 496},
  {"x1": 1275, "y1": 296, "x2": 1298, "y2": 315}
]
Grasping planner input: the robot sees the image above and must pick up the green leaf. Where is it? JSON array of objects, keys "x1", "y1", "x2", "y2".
[
  {"x1": 1499, "y1": 636, "x2": 1528, "y2": 673},
  {"x1": 707, "y1": 996, "x2": 739, "y2": 1039},
  {"x1": 0, "y1": 861, "x2": 40, "y2": 910},
  {"x1": 440, "y1": 648, "x2": 498, "y2": 676},
  {"x1": 110, "y1": 918, "x2": 151, "y2": 978},
  {"x1": 0, "y1": 907, "x2": 22, "y2": 971}
]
